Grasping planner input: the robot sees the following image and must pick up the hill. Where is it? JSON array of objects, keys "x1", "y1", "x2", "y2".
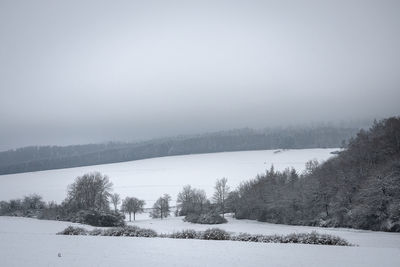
[
  {"x1": 231, "y1": 117, "x2": 400, "y2": 231},
  {"x1": 0, "y1": 125, "x2": 358, "y2": 175}
]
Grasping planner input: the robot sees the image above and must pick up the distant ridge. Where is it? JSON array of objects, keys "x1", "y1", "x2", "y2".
[{"x1": 0, "y1": 126, "x2": 359, "y2": 175}]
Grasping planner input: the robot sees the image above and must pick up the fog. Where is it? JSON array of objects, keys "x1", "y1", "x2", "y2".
[{"x1": 1, "y1": 0, "x2": 399, "y2": 151}]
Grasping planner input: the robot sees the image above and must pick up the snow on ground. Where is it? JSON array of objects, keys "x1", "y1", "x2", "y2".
[
  {"x1": 129, "y1": 214, "x2": 400, "y2": 249},
  {"x1": 1, "y1": 216, "x2": 400, "y2": 267},
  {"x1": 4, "y1": 148, "x2": 398, "y2": 266},
  {"x1": 0, "y1": 148, "x2": 337, "y2": 206}
]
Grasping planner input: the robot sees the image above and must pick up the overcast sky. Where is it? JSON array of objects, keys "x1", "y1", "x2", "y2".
[{"x1": 0, "y1": 0, "x2": 399, "y2": 151}]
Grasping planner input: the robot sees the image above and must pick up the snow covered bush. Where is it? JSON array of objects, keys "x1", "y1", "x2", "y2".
[
  {"x1": 59, "y1": 225, "x2": 157, "y2": 237},
  {"x1": 198, "y1": 212, "x2": 227, "y2": 224},
  {"x1": 230, "y1": 233, "x2": 263, "y2": 242},
  {"x1": 184, "y1": 211, "x2": 227, "y2": 224},
  {"x1": 120, "y1": 226, "x2": 157, "y2": 237},
  {"x1": 183, "y1": 213, "x2": 200, "y2": 223},
  {"x1": 100, "y1": 226, "x2": 157, "y2": 237},
  {"x1": 169, "y1": 229, "x2": 199, "y2": 239},
  {"x1": 57, "y1": 226, "x2": 88, "y2": 235},
  {"x1": 200, "y1": 228, "x2": 231, "y2": 240},
  {"x1": 101, "y1": 228, "x2": 125, "y2": 236},
  {"x1": 88, "y1": 228, "x2": 103, "y2": 236},
  {"x1": 57, "y1": 226, "x2": 352, "y2": 246},
  {"x1": 71, "y1": 210, "x2": 125, "y2": 227},
  {"x1": 230, "y1": 231, "x2": 352, "y2": 246}
]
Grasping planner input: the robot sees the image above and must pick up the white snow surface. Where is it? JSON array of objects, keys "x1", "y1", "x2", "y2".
[
  {"x1": 3, "y1": 148, "x2": 399, "y2": 266},
  {"x1": 1, "y1": 216, "x2": 400, "y2": 267},
  {"x1": 0, "y1": 148, "x2": 336, "y2": 206}
]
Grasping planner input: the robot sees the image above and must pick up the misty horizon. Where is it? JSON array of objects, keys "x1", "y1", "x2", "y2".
[
  {"x1": 0, "y1": 117, "x2": 373, "y2": 152},
  {"x1": 1, "y1": 0, "x2": 399, "y2": 151}
]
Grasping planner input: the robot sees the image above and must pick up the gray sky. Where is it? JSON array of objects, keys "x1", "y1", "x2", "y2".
[{"x1": 1, "y1": 0, "x2": 399, "y2": 151}]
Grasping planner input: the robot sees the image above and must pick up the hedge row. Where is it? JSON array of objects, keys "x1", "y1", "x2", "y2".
[
  {"x1": 58, "y1": 225, "x2": 157, "y2": 237},
  {"x1": 58, "y1": 226, "x2": 353, "y2": 246},
  {"x1": 229, "y1": 231, "x2": 351, "y2": 246}
]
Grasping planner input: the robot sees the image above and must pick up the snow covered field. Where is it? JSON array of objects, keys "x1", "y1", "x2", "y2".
[
  {"x1": 1, "y1": 216, "x2": 400, "y2": 267},
  {"x1": 4, "y1": 148, "x2": 398, "y2": 266},
  {"x1": 0, "y1": 148, "x2": 336, "y2": 206}
]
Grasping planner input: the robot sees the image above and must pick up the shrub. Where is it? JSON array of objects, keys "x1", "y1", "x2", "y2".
[
  {"x1": 230, "y1": 231, "x2": 352, "y2": 246},
  {"x1": 102, "y1": 228, "x2": 125, "y2": 236},
  {"x1": 71, "y1": 210, "x2": 125, "y2": 227},
  {"x1": 57, "y1": 227, "x2": 352, "y2": 246},
  {"x1": 184, "y1": 211, "x2": 227, "y2": 224},
  {"x1": 183, "y1": 213, "x2": 200, "y2": 223},
  {"x1": 95, "y1": 226, "x2": 157, "y2": 237},
  {"x1": 200, "y1": 228, "x2": 231, "y2": 240},
  {"x1": 57, "y1": 225, "x2": 157, "y2": 237},
  {"x1": 198, "y1": 212, "x2": 227, "y2": 224},
  {"x1": 121, "y1": 226, "x2": 157, "y2": 237},
  {"x1": 169, "y1": 229, "x2": 199, "y2": 239},
  {"x1": 230, "y1": 233, "x2": 263, "y2": 242},
  {"x1": 89, "y1": 228, "x2": 103, "y2": 236},
  {"x1": 57, "y1": 226, "x2": 88, "y2": 235}
]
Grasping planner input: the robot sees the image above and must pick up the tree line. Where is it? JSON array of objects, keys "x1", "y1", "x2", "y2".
[
  {"x1": 226, "y1": 117, "x2": 400, "y2": 232},
  {"x1": 0, "y1": 172, "x2": 230, "y2": 227},
  {"x1": 1, "y1": 117, "x2": 398, "y2": 231},
  {"x1": 0, "y1": 125, "x2": 359, "y2": 175}
]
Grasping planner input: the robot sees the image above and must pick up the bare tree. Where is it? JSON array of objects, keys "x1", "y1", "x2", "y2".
[
  {"x1": 66, "y1": 172, "x2": 113, "y2": 211},
  {"x1": 213, "y1": 177, "x2": 230, "y2": 218},
  {"x1": 150, "y1": 194, "x2": 171, "y2": 219},
  {"x1": 176, "y1": 185, "x2": 208, "y2": 216},
  {"x1": 22, "y1": 194, "x2": 45, "y2": 211},
  {"x1": 304, "y1": 159, "x2": 319, "y2": 175},
  {"x1": 176, "y1": 185, "x2": 193, "y2": 215},
  {"x1": 110, "y1": 193, "x2": 121, "y2": 212},
  {"x1": 121, "y1": 197, "x2": 145, "y2": 221}
]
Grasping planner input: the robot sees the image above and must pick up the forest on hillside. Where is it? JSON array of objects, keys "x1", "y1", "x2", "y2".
[
  {"x1": 1, "y1": 118, "x2": 399, "y2": 232},
  {"x1": 0, "y1": 125, "x2": 358, "y2": 175},
  {"x1": 228, "y1": 117, "x2": 400, "y2": 232}
]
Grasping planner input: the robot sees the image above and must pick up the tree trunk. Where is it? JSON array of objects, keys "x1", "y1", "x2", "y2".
[
  {"x1": 325, "y1": 204, "x2": 329, "y2": 217},
  {"x1": 129, "y1": 212, "x2": 131, "y2": 222},
  {"x1": 133, "y1": 212, "x2": 136, "y2": 221}
]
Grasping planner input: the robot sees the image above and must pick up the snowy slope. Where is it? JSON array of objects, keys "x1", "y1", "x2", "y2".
[
  {"x1": 1, "y1": 216, "x2": 400, "y2": 267},
  {"x1": 0, "y1": 148, "x2": 336, "y2": 206}
]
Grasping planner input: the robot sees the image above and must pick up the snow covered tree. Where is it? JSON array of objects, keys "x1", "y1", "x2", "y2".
[
  {"x1": 121, "y1": 197, "x2": 145, "y2": 221},
  {"x1": 22, "y1": 194, "x2": 45, "y2": 211},
  {"x1": 110, "y1": 193, "x2": 121, "y2": 211},
  {"x1": 212, "y1": 178, "x2": 230, "y2": 218},
  {"x1": 150, "y1": 194, "x2": 171, "y2": 219},
  {"x1": 176, "y1": 185, "x2": 207, "y2": 216},
  {"x1": 66, "y1": 172, "x2": 113, "y2": 212}
]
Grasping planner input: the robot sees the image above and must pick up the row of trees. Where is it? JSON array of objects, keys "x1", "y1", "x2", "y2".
[
  {"x1": 0, "y1": 125, "x2": 359, "y2": 175},
  {"x1": 63, "y1": 172, "x2": 232, "y2": 222},
  {"x1": 226, "y1": 117, "x2": 400, "y2": 232},
  {"x1": 0, "y1": 172, "x2": 231, "y2": 225},
  {"x1": 0, "y1": 194, "x2": 46, "y2": 217},
  {"x1": 65, "y1": 172, "x2": 156, "y2": 221}
]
